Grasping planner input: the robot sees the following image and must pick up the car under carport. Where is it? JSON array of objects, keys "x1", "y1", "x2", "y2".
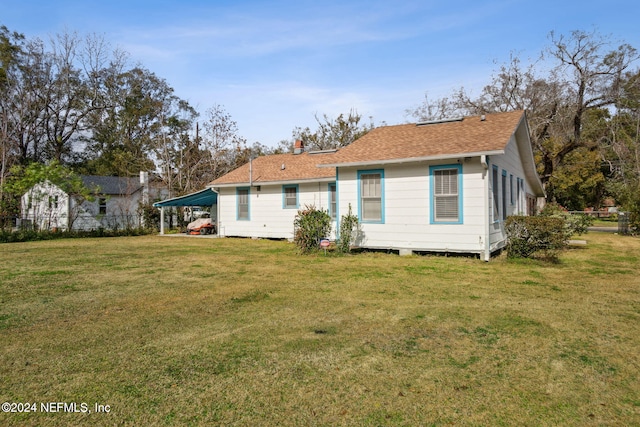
[{"x1": 153, "y1": 188, "x2": 218, "y2": 235}]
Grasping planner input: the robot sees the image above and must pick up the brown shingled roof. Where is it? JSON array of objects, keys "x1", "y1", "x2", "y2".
[
  {"x1": 320, "y1": 110, "x2": 525, "y2": 166},
  {"x1": 209, "y1": 152, "x2": 336, "y2": 186},
  {"x1": 210, "y1": 111, "x2": 527, "y2": 186}
]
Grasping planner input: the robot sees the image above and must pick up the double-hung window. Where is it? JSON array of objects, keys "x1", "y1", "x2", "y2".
[
  {"x1": 510, "y1": 174, "x2": 514, "y2": 205},
  {"x1": 237, "y1": 187, "x2": 250, "y2": 220},
  {"x1": 517, "y1": 178, "x2": 524, "y2": 214},
  {"x1": 358, "y1": 170, "x2": 384, "y2": 223},
  {"x1": 492, "y1": 165, "x2": 499, "y2": 222},
  {"x1": 99, "y1": 197, "x2": 107, "y2": 215},
  {"x1": 430, "y1": 164, "x2": 463, "y2": 224},
  {"x1": 282, "y1": 184, "x2": 298, "y2": 209},
  {"x1": 501, "y1": 170, "x2": 507, "y2": 220},
  {"x1": 328, "y1": 183, "x2": 337, "y2": 220},
  {"x1": 49, "y1": 195, "x2": 59, "y2": 210}
]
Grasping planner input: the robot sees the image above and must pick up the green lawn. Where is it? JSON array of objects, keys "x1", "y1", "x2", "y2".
[{"x1": 1, "y1": 234, "x2": 639, "y2": 426}]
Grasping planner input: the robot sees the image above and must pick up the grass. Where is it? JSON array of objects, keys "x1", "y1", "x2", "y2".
[
  {"x1": 591, "y1": 218, "x2": 619, "y2": 227},
  {"x1": 1, "y1": 233, "x2": 639, "y2": 426}
]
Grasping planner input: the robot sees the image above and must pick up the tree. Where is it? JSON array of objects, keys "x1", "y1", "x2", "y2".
[
  {"x1": 292, "y1": 110, "x2": 374, "y2": 152},
  {"x1": 407, "y1": 92, "x2": 461, "y2": 122},
  {"x1": 199, "y1": 104, "x2": 247, "y2": 182},
  {"x1": 600, "y1": 69, "x2": 640, "y2": 230},
  {"x1": 170, "y1": 123, "x2": 209, "y2": 196},
  {"x1": 153, "y1": 99, "x2": 199, "y2": 197},
  {"x1": 82, "y1": 67, "x2": 180, "y2": 177},
  {"x1": 1, "y1": 36, "x2": 53, "y2": 169},
  {"x1": 0, "y1": 26, "x2": 26, "y2": 223},
  {"x1": 0, "y1": 29, "x2": 129, "y2": 170},
  {"x1": 0, "y1": 25, "x2": 201, "y2": 226},
  {"x1": 538, "y1": 30, "x2": 637, "y2": 192},
  {"x1": 3, "y1": 161, "x2": 94, "y2": 230},
  {"x1": 408, "y1": 30, "x2": 639, "y2": 208}
]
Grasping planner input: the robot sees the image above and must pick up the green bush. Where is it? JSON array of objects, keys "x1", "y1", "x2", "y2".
[
  {"x1": 293, "y1": 205, "x2": 332, "y2": 254},
  {"x1": 138, "y1": 202, "x2": 161, "y2": 230},
  {"x1": 505, "y1": 216, "x2": 567, "y2": 260},
  {"x1": 539, "y1": 202, "x2": 594, "y2": 238},
  {"x1": 0, "y1": 227, "x2": 154, "y2": 243},
  {"x1": 337, "y1": 204, "x2": 358, "y2": 254},
  {"x1": 624, "y1": 196, "x2": 640, "y2": 235}
]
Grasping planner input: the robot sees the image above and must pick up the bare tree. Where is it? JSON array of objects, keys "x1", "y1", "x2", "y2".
[
  {"x1": 540, "y1": 30, "x2": 638, "y2": 181},
  {"x1": 292, "y1": 109, "x2": 374, "y2": 151},
  {"x1": 407, "y1": 92, "x2": 460, "y2": 122},
  {"x1": 200, "y1": 104, "x2": 246, "y2": 181},
  {"x1": 408, "y1": 30, "x2": 639, "y2": 205}
]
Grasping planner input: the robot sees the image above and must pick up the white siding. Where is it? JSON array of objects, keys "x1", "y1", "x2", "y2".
[
  {"x1": 73, "y1": 194, "x2": 142, "y2": 230},
  {"x1": 21, "y1": 182, "x2": 144, "y2": 231},
  {"x1": 215, "y1": 128, "x2": 540, "y2": 259},
  {"x1": 487, "y1": 134, "x2": 539, "y2": 251},
  {"x1": 21, "y1": 182, "x2": 70, "y2": 230},
  {"x1": 217, "y1": 181, "x2": 335, "y2": 239},
  {"x1": 337, "y1": 160, "x2": 487, "y2": 255}
]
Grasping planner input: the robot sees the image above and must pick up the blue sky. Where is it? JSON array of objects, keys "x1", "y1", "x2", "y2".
[{"x1": 2, "y1": 0, "x2": 639, "y2": 147}]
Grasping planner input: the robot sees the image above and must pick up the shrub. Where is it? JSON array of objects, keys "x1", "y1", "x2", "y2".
[
  {"x1": 337, "y1": 204, "x2": 358, "y2": 253},
  {"x1": 540, "y1": 202, "x2": 594, "y2": 238},
  {"x1": 0, "y1": 227, "x2": 154, "y2": 243},
  {"x1": 624, "y1": 195, "x2": 640, "y2": 235},
  {"x1": 293, "y1": 205, "x2": 332, "y2": 254},
  {"x1": 138, "y1": 202, "x2": 161, "y2": 230},
  {"x1": 505, "y1": 216, "x2": 567, "y2": 260}
]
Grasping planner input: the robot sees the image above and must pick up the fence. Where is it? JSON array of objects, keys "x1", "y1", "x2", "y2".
[
  {"x1": 568, "y1": 209, "x2": 616, "y2": 218},
  {"x1": 618, "y1": 212, "x2": 630, "y2": 235},
  {"x1": 568, "y1": 210, "x2": 632, "y2": 235}
]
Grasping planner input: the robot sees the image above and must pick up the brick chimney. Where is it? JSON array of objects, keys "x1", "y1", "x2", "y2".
[{"x1": 294, "y1": 139, "x2": 304, "y2": 155}]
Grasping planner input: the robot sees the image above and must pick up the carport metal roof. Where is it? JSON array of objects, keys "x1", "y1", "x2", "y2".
[{"x1": 153, "y1": 188, "x2": 217, "y2": 207}]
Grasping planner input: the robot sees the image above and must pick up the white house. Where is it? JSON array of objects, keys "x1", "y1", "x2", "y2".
[
  {"x1": 209, "y1": 111, "x2": 545, "y2": 260},
  {"x1": 210, "y1": 141, "x2": 338, "y2": 239},
  {"x1": 21, "y1": 172, "x2": 168, "y2": 231}
]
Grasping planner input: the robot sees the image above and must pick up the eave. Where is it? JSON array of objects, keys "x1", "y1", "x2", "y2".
[
  {"x1": 317, "y1": 150, "x2": 506, "y2": 168},
  {"x1": 208, "y1": 176, "x2": 336, "y2": 189}
]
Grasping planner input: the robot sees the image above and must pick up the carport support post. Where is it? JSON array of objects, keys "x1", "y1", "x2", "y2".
[{"x1": 159, "y1": 207, "x2": 165, "y2": 235}]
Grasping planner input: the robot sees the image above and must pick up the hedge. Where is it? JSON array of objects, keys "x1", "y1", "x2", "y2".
[{"x1": 504, "y1": 216, "x2": 567, "y2": 259}]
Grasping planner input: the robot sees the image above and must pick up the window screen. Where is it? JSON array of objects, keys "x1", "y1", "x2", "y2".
[
  {"x1": 360, "y1": 173, "x2": 381, "y2": 222},
  {"x1": 434, "y1": 168, "x2": 459, "y2": 222}
]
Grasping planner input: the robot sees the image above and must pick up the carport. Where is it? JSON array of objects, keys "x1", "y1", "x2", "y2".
[{"x1": 153, "y1": 188, "x2": 218, "y2": 235}]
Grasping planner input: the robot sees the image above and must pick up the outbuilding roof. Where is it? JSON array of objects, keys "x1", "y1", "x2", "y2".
[
  {"x1": 81, "y1": 175, "x2": 142, "y2": 195},
  {"x1": 153, "y1": 188, "x2": 217, "y2": 207}
]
